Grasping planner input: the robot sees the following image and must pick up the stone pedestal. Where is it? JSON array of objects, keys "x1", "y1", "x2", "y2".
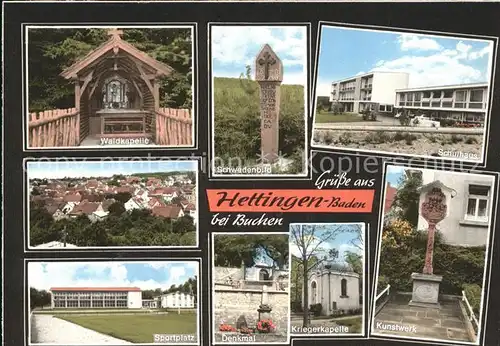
[
  {"x1": 409, "y1": 273, "x2": 442, "y2": 308},
  {"x1": 258, "y1": 304, "x2": 272, "y2": 320}
]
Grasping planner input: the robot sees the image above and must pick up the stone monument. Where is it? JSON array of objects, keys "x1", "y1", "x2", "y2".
[
  {"x1": 255, "y1": 44, "x2": 283, "y2": 164},
  {"x1": 409, "y1": 181, "x2": 453, "y2": 308},
  {"x1": 258, "y1": 285, "x2": 273, "y2": 320}
]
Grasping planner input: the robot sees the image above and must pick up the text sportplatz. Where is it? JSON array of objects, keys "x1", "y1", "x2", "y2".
[
  {"x1": 206, "y1": 189, "x2": 375, "y2": 213},
  {"x1": 292, "y1": 325, "x2": 350, "y2": 334},
  {"x1": 153, "y1": 334, "x2": 196, "y2": 343}
]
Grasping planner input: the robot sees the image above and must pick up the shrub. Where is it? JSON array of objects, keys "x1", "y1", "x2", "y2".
[
  {"x1": 465, "y1": 137, "x2": 478, "y2": 144},
  {"x1": 323, "y1": 131, "x2": 334, "y2": 145},
  {"x1": 378, "y1": 220, "x2": 486, "y2": 295},
  {"x1": 338, "y1": 132, "x2": 352, "y2": 145},
  {"x1": 309, "y1": 303, "x2": 323, "y2": 316},
  {"x1": 463, "y1": 283, "x2": 482, "y2": 316},
  {"x1": 451, "y1": 134, "x2": 463, "y2": 143}
]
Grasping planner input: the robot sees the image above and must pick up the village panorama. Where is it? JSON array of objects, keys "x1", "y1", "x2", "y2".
[{"x1": 28, "y1": 169, "x2": 197, "y2": 248}]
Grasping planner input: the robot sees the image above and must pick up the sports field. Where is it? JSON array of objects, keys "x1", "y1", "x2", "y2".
[{"x1": 57, "y1": 313, "x2": 197, "y2": 343}]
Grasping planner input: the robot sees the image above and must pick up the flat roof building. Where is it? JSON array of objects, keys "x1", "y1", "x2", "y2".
[
  {"x1": 160, "y1": 292, "x2": 195, "y2": 309},
  {"x1": 395, "y1": 83, "x2": 489, "y2": 125},
  {"x1": 330, "y1": 71, "x2": 409, "y2": 114},
  {"x1": 49, "y1": 287, "x2": 142, "y2": 309}
]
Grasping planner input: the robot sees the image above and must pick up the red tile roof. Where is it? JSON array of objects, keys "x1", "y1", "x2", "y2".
[
  {"x1": 50, "y1": 287, "x2": 141, "y2": 292},
  {"x1": 152, "y1": 205, "x2": 182, "y2": 219}
]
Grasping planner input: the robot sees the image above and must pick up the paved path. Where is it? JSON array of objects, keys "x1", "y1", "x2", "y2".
[
  {"x1": 373, "y1": 294, "x2": 471, "y2": 342},
  {"x1": 32, "y1": 314, "x2": 132, "y2": 344},
  {"x1": 315, "y1": 124, "x2": 483, "y2": 134}
]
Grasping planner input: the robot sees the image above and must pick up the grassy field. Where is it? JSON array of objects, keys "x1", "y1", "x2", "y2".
[
  {"x1": 334, "y1": 316, "x2": 362, "y2": 333},
  {"x1": 57, "y1": 313, "x2": 197, "y2": 343},
  {"x1": 213, "y1": 77, "x2": 306, "y2": 163},
  {"x1": 315, "y1": 111, "x2": 364, "y2": 123}
]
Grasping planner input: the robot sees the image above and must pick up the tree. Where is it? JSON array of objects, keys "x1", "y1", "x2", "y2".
[
  {"x1": 392, "y1": 170, "x2": 423, "y2": 227},
  {"x1": 214, "y1": 234, "x2": 289, "y2": 269},
  {"x1": 185, "y1": 171, "x2": 196, "y2": 184},
  {"x1": 114, "y1": 192, "x2": 132, "y2": 204},
  {"x1": 30, "y1": 287, "x2": 51, "y2": 310},
  {"x1": 290, "y1": 224, "x2": 361, "y2": 327},
  {"x1": 108, "y1": 202, "x2": 126, "y2": 216},
  {"x1": 28, "y1": 28, "x2": 192, "y2": 112}
]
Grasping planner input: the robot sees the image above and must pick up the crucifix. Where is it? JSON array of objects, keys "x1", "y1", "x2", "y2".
[
  {"x1": 107, "y1": 28, "x2": 123, "y2": 40},
  {"x1": 258, "y1": 52, "x2": 277, "y2": 80}
]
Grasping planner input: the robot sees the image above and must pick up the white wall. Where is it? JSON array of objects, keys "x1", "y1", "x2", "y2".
[
  {"x1": 128, "y1": 291, "x2": 142, "y2": 309},
  {"x1": 416, "y1": 170, "x2": 494, "y2": 246},
  {"x1": 161, "y1": 292, "x2": 195, "y2": 308},
  {"x1": 307, "y1": 270, "x2": 360, "y2": 315},
  {"x1": 371, "y1": 72, "x2": 410, "y2": 105}
]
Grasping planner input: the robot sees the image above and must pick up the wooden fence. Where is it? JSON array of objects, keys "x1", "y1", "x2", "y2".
[
  {"x1": 28, "y1": 108, "x2": 79, "y2": 148},
  {"x1": 156, "y1": 108, "x2": 193, "y2": 146}
]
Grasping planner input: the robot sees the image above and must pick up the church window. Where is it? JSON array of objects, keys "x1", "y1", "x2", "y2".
[
  {"x1": 341, "y1": 279, "x2": 348, "y2": 297},
  {"x1": 311, "y1": 281, "x2": 317, "y2": 304}
]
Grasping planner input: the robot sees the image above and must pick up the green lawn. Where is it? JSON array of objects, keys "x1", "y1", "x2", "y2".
[
  {"x1": 334, "y1": 316, "x2": 362, "y2": 333},
  {"x1": 315, "y1": 111, "x2": 364, "y2": 123},
  {"x1": 57, "y1": 313, "x2": 197, "y2": 343}
]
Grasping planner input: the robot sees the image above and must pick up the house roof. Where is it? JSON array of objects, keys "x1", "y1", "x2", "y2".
[
  {"x1": 60, "y1": 29, "x2": 174, "y2": 79},
  {"x1": 50, "y1": 287, "x2": 141, "y2": 292},
  {"x1": 71, "y1": 201, "x2": 100, "y2": 215},
  {"x1": 152, "y1": 205, "x2": 182, "y2": 218}
]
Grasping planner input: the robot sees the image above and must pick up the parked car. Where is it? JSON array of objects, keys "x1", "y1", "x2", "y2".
[{"x1": 411, "y1": 115, "x2": 440, "y2": 128}]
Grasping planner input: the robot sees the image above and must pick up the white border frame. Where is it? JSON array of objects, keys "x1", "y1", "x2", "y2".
[
  {"x1": 369, "y1": 162, "x2": 498, "y2": 345},
  {"x1": 288, "y1": 222, "x2": 367, "y2": 338},
  {"x1": 23, "y1": 23, "x2": 198, "y2": 151},
  {"x1": 210, "y1": 231, "x2": 292, "y2": 345},
  {"x1": 208, "y1": 23, "x2": 311, "y2": 179},
  {"x1": 310, "y1": 21, "x2": 498, "y2": 167},
  {"x1": 25, "y1": 257, "x2": 203, "y2": 346},
  {"x1": 24, "y1": 157, "x2": 201, "y2": 251}
]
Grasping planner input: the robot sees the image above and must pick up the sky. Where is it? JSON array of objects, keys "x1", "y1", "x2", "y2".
[
  {"x1": 316, "y1": 26, "x2": 494, "y2": 96},
  {"x1": 290, "y1": 223, "x2": 364, "y2": 264},
  {"x1": 385, "y1": 165, "x2": 406, "y2": 187},
  {"x1": 28, "y1": 261, "x2": 198, "y2": 291},
  {"x1": 211, "y1": 25, "x2": 307, "y2": 85},
  {"x1": 27, "y1": 160, "x2": 197, "y2": 179}
]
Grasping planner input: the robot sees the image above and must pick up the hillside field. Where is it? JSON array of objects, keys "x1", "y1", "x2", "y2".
[{"x1": 213, "y1": 77, "x2": 306, "y2": 171}]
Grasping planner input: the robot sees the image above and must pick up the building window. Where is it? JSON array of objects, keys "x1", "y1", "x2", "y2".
[
  {"x1": 469, "y1": 89, "x2": 484, "y2": 109},
  {"x1": 453, "y1": 90, "x2": 467, "y2": 108},
  {"x1": 311, "y1": 281, "x2": 317, "y2": 304},
  {"x1": 432, "y1": 91, "x2": 442, "y2": 99},
  {"x1": 340, "y1": 279, "x2": 348, "y2": 297},
  {"x1": 443, "y1": 90, "x2": 453, "y2": 98},
  {"x1": 379, "y1": 105, "x2": 386, "y2": 112},
  {"x1": 259, "y1": 269, "x2": 270, "y2": 281},
  {"x1": 386, "y1": 105, "x2": 393, "y2": 112},
  {"x1": 422, "y1": 91, "x2": 431, "y2": 99},
  {"x1": 465, "y1": 184, "x2": 490, "y2": 222}
]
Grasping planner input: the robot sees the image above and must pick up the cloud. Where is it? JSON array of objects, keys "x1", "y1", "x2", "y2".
[
  {"x1": 398, "y1": 34, "x2": 442, "y2": 51},
  {"x1": 28, "y1": 261, "x2": 198, "y2": 291},
  {"x1": 372, "y1": 40, "x2": 492, "y2": 87},
  {"x1": 211, "y1": 26, "x2": 307, "y2": 67},
  {"x1": 315, "y1": 80, "x2": 332, "y2": 97}
]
